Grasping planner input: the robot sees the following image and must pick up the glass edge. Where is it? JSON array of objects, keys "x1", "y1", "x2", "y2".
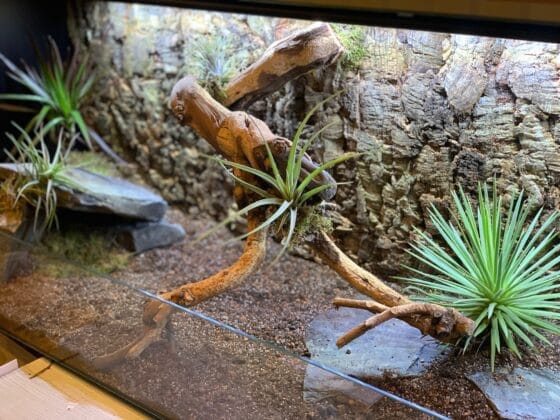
[{"x1": 0, "y1": 230, "x2": 448, "y2": 419}]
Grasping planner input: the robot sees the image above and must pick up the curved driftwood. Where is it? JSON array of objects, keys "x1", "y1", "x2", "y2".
[
  {"x1": 332, "y1": 299, "x2": 471, "y2": 347},
  {"x1": 224, "y1": 22, "x2": 343, "y2": 110},
  {"x1": 94, "y1": 22, "x2": 473, "y2": 369},
  {"x1": 306, "y1": 231, "x2": 474, "y2": 346},
  {"x1": 170, "y1": 76, "x2": 337, "y2": 202},
  {"x1": 93, "y1": 209, "x2": 268, "y2": 370}
]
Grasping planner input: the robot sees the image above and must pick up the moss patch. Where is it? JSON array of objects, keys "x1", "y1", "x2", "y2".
[
  {"x1": 39, "y1": 228, "x2": 130, "y2": 277},
  {"x1": 292, "y1": 207, "x2": 334, "y2": 245},
  {"x1": 66, "y1": 151, "x2": 120, "y2": 177},
  {"x1": 332, "y1": 24, "x2": 369, "y2": 70}
]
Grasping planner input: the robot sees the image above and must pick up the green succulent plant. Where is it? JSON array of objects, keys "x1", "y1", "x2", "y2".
[
  {"x1": 201, "y1": 92, "x2": 355, "y2": 263},
  {"x1": 0, "y1": 38, "x2": 120, "y2": 161},
  {"x1": 4, "y1": 124, "x2": 78, "y2": 234},
  {"x1": 400, "y1": 182, "x2": 560, "y2": 370}
]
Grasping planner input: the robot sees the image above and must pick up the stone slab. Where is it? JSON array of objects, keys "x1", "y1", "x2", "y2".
[
  {"x1": 305, "y1": 305, "x2": 448, "y2": 379},
  {"x1": 116, "y1": 220, "x2": 185, "y2": 253},
  {"x1": 469, "y1": 368, "x2": 560, "y2": 420},
  {"x1": 0, "y1": 164, "x2": 167, "y2": 222}
]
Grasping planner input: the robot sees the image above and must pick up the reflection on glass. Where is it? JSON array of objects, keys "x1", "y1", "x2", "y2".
[{"x1": 0, "y1": 230, "x2": 445, "y2": 418}]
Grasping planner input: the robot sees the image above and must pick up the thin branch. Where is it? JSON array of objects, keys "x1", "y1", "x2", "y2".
[
  {"x1": 333, "y1": 297, "x2": 388, "y2": 314},
  {"x1": 336, "y1": 302, "x2": 471, "y2": 347},
  {"x1": 307, "y1": 230, "x2": 475, "y2": 343}
]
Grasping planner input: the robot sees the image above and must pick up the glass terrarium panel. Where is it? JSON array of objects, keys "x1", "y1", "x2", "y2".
[
  {"x1": 0, "y1": 231, "x2": 443, "y2": 418},
  {"x1": 2, "y1": 1, "x2": 559, "y2": 419}
]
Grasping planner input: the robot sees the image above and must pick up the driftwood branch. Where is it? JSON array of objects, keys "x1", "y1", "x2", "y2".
[
  {"x1": 224, "y1": 22, "x2": 343, "y2": 110},
  {"x1": 93, "y1": 210, "x2": 268, "y2": 370},
  {"x1": 333, "y1": 298, "x2": 472, "y2": 347},
  {"x1": 94, "y1": 22, "x2": 474, "y2": 369},
  {"x1": 170, "y1": 76, "x2": 337, "y2": 201},
  {"x1": 307, "y1": 232, "x2": 474, "y2": 344},
  {"x1": 333, "y1": 297, "x2": 389, "y2": 314}
]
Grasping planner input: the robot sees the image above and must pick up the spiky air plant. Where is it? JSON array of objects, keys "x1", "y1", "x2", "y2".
[
  {"x1": 189, "y1": 34, "x2": 244, "y2": 102},
  {"x1": 4, "y1": 124, "x2": 77, "y2": 234},
  {"x1": 201, "y1": 93, "x2": 356, "y2": 263},
  {"x1": 401, "y1": 183, "x2": 560, "y2": 370},
  {"x1": 0, "y1": 38, "x2": 121, "y2": 161}
]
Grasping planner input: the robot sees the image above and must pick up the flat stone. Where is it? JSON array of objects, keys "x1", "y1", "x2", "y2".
[
  {"x1": 303, "y1": 303, "x2": 448, "y2": 405},
  {"x1": 0, "y1": 164, "x2": 167, "y2": 222},
  {"x1": 116, "y1": 220, "x2": 185, "y2": 253},
  {"x1": 303, "y1": 365, "x2": 383, "y2": 406},
  {"x1": 469, "y1": 368, "x2": 560, "y2": 420},
  {"x1": 305, "y1": 305, "x2": 448, "y2": 379}
]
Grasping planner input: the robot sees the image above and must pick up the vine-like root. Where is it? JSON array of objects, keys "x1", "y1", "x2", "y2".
[
  {"x1": 333, "y1": 298, "x2": 474, "y2": 347},
  {"x1": 92, "y1": 212, "x2": 268, "y2": 370}
]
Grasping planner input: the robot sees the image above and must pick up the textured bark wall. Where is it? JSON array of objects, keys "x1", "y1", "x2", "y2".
[{"x1": 75, "y1": 2, "x2": 560, "y2": 275}]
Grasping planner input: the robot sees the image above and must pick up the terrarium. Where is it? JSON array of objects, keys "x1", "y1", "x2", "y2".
[{"x1": 1, "y1": 1, "x2": 559, "y2": 418}]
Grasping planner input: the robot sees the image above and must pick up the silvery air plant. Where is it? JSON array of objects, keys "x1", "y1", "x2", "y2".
[{"x1": 400, "y1": 183, "x2": 560, "y2": 370}]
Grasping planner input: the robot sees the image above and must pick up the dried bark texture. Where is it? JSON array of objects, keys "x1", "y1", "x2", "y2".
[
  {"x1": 332, "y1": 299, "x2": 471, "y2": 347},
  {"x1": 306, "y1": 232, "x2": 473, "y2": 343},
  {"x1": 224, "y1": 22, "x2": 342, "y2": 110},
  {"x1": 75, "y1": 2, "x2": 560, "y2": 274}
]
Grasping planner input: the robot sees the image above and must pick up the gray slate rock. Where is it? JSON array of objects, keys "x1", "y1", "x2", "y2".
[
  {"x1": 469, "y1": 368, "x2": 560, "y2": 420},
  {"x1": 303, "y1": 365, "x2": 382, "y2": 406},
  {"x1": 306, "y1": 305, "x2": 448, "y2": 379},
  {"x1": 303, "y1": 304, "x2": 448, "y2": 405},
  {"x1": 116, "y1": 220, "x2": 185, "y2": 253},
  {"x1": 0, "y1": 164, "x2": 167, "y2": 222}
]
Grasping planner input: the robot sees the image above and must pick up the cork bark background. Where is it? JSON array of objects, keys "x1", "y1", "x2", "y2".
[{"x1": 73, "y1": 2, "x2": 560, "y2": 275}]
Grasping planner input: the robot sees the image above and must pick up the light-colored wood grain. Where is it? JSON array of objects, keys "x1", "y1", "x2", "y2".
[
  {"x1": 224, "y1": 22, "x2": 342, "y2": 110},
  {"x1": 0, "y1": 358, "x2": 148, "y2": 419},
  {"x1": 0, "y1": 332, "x2": 35, "y2": 366}
]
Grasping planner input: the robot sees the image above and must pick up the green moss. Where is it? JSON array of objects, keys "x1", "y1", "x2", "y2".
[
  {"x1": 66, "y1": 151, "x2": 120, "y2": 177},
  {"x1": 39, "y1": 228, "x2": 130, "y2": 277},
  {"x1": 292, "y1": 207, "x2": 334, "y2": 245},
  {"x1": 332, "y1": 24, "x2": 369, "y2": 70}
]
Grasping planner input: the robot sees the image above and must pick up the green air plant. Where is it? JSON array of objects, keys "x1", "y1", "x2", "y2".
[
  {"x1": 189, "y1": 34, "x2": 244, "y2": 102},
  {"x1": 400, "y1": 183, "x2": 560, "y2": 370},
  {"x1": 0, "y1": 38, "x2": 120, "y2": 161},
  {"x1": 201, "y1": 93, "x2": 356, "y2": 263},
  {"x1": 4, "y1": 124, "x2": 77, "y2": 234}
]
